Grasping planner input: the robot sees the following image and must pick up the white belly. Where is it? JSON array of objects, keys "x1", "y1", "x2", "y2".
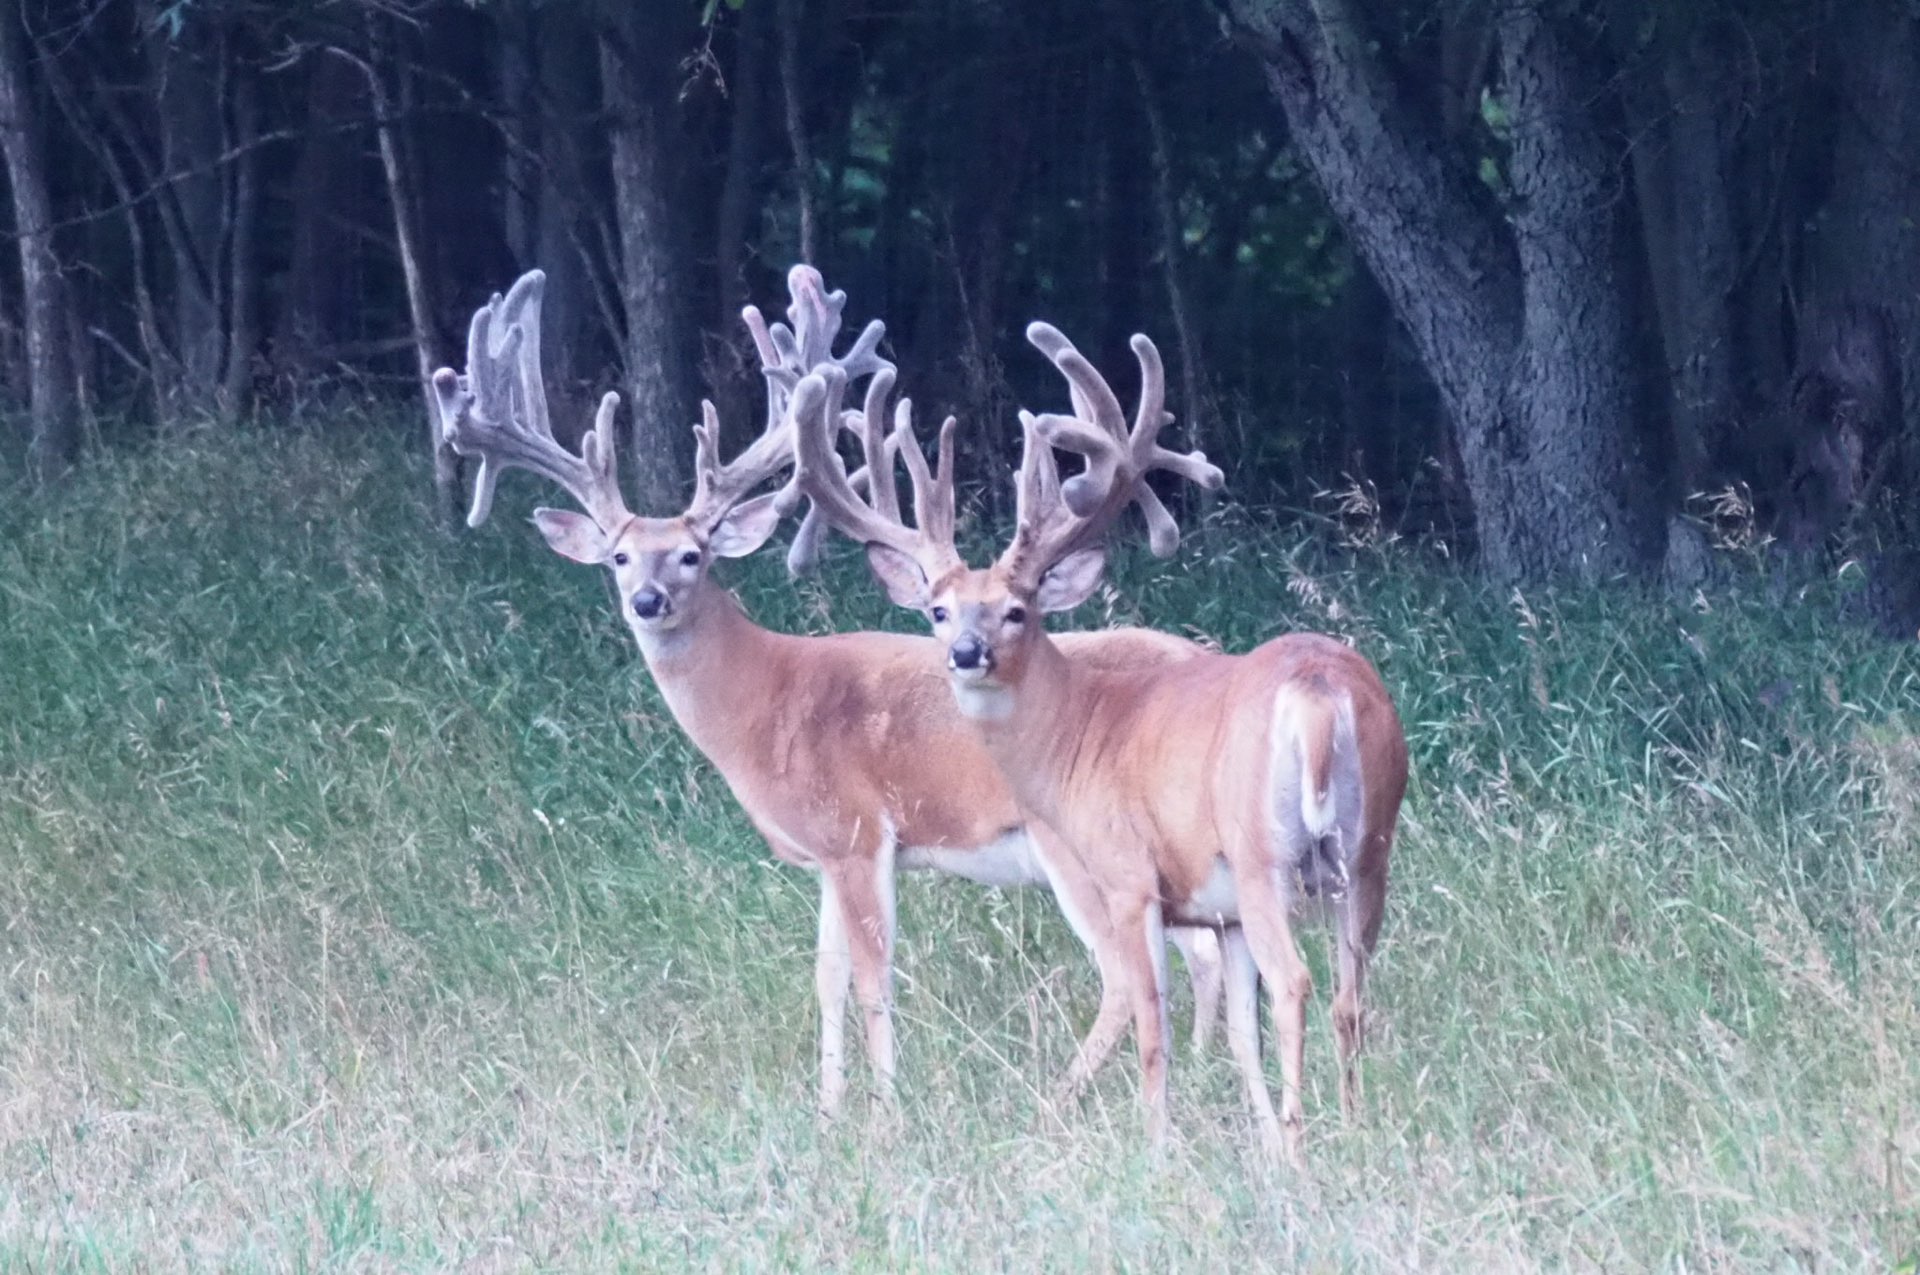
[
  {"x1": 899, "y1": 829, "x2": 1047, "y2": 888},
  {"x1": 1166, "y1": 859, "x2": 1331, "y2": 926},
  {"x1": 1169, "y1": 858, "x2": 1240, "y2": 925}
]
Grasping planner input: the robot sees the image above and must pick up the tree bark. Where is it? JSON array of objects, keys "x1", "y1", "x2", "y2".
[
  {"x1": 148, "y1": 12, "x2": 226, "y2": 420},
  {"x1": 0, "y1": 0, "x2": 77, "y2": 479},
  {"x1": 774, "y1": 0, "x2": 816, "y2": 262},
  {"x1": 715, "y1": 3, "x2": 767, "y2": 324},
  {"x1": 1811, "y1": 5, "x2": 1920, "y2": 485},
  {"x1": 600, "y1": 6, "x2": 696, "y2": 514},
  {"x1": 1494, "y1": 4, "x2": 1645, "y2": 573},
  {"x1": 493, "y1": 0, "x2": 602, "y2": 418},
  {"x1": 1121, "y1": 14, "x2": 1210, "y2": 462},
  {"x1": 221, "y1": 65, "x2": 260, "y2": 422},
  {"x1": 1627, "y1": 20, "x2": 1742, "y2": 494},
  {"x1": 498, "y1": 0, "x2": 539, "y2": 272},
  {"x1": 710, "y1": 0, "x2": 770, "y2": 447},
  {"x1": 542, "y1": 6, "x2": 609, "y2": 414},
  {"x1": 362, "y1": 35, "x2": 462, "y2": 528},
  {"x1": 37, "y1": 28, "x2": 171, "y2": 422},
  {"x1": 1227, "y1": 0, "x2": 1651, "y2": 579}
]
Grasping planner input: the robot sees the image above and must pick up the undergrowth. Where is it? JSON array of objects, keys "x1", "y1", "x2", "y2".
[{"x1": 0, "y1": 421, "x2": 1915, "y2": 1270}]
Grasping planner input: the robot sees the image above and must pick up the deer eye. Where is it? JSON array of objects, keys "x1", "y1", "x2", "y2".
[
  {"x1": 680, "y1": 549, "x2": 701, "y2": 567},
  {"x1": 930, "y1": 606, "x2": 949, "y2": 624},
  {"x1": 1005, "y1": 606, "x2": 1027, "y2": 626},
  {"x1": 612, "y1": 552, "x2": 629, "y2": 567}
]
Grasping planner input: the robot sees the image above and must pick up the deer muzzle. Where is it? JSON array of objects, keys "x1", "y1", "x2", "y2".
[
  {"x1": 948, "y1": 632, "x2": 994, "y2": 676},
  {"x1": 631, "y1": 586, "x2": 670, "y2": 621}
]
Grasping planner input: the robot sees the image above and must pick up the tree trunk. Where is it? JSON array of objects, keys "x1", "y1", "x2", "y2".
[
  {"x1": 774, "y1": 0, "x2": 816, "y2": 262},
  {"x1": 1493, "y1": 4, "x2": 1646, "y2": 574},
  {"x1": 274, "y1": 53, "x2": 367, "y2": 380},
  {"x1": 364, "y1": 35, "x2": 462, "y2": 528},
  {"x1": 492, "y1": 0, "x2": 601, "y2": 421},
  {"x1": 542, "y1": 5, "x2": 609, "y2": 416},
  {"x1": 1811, "y1": 6, "x2": 1920, "y2": 489},
  {"x1": 149, "y1": 14, "x2": 226, "y2": 420},
  {"x1": 36, "y1": 28, "x2": 170, "y2": 422},
  {"x1": 1627, "y1": 21, "x2": 1742, "y2": 494},
  {"x1": 1095, "y1": 37, "x2": 1148, "y2": 370},
  {"x1": 498, "y1": 0, "x2": 539, "y2": 271},
  {"x1": 1227, "y1": 0, "x2": 1651, "y2": 579},
  {"x1": 1120, "y1": 16, "x2": 1210, "y2": 464},
  {"x1": 711, "y1": 0, "x2": 769, "y2": 447},
  {"x1": 942, "y1": 11, "x2": 1030, "y2": 515},
  {"x1": 0, "y1": 0, "x2": 77, "y2": 479},
  {"x1": 221, "y1": 66, "x2": 260, "y2": 422},
  {"x1": 600, "y1": 7, "x2": 695, "y2": 514}
]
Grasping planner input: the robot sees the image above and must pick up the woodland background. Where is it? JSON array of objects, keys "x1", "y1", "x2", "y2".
[
  {"x1": 3, "y1": 3, "x2": 1919, "y2": 1263},
  {"x1": 0, "y1": 0, "x2": 1917, "y2": 620}
]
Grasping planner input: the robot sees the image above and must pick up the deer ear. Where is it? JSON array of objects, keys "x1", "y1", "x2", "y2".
[
  {"x1": 1034, "y1": 547, "x2": 1106, "y2": 613},
  {"x1": 865, "y1": 543, "x2": 931, "y2": 609},
  {"x1": 708, "y1": 493, "x2": 783, "y2": 558},
  {"x1": 533, "y1": 508, "x2": 610, "y2": 564}
]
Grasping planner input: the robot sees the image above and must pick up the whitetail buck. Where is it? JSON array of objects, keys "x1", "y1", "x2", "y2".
[
  {"x1": 791, "y1": 323, "x2": 1408, "y2": 1159},
  {"x1": 430, "y1": 267, "x2": 1227, "y2": 1117}
]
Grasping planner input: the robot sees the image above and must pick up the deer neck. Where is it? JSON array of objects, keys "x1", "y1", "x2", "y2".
[
  {"x1": 966, "y1": 633, "x2": 1091, "y2": 830},
  {"x1": 632, "y1": 583, "x2": 778, "y2": 756}
]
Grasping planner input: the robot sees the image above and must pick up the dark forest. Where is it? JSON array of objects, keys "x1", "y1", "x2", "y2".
[{"x1": 1, "y1": 0, "x2": 1916, "y2": 618}]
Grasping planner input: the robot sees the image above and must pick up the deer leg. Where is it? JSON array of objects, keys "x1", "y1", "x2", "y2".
[
  {"x1": 1171, "y1": 926, "x2": 1225, "y2": 1054},
  {"x1": 826, "y1": 855, "x2": 897, "y2": 1109},
  {"x1": 1222, "y1": 926, "x2": 1285, "y2": 1158},
  {"x1": 1108, "y1": 891, "x2": 1173, "y2": 1148},
  {"x1": 1333, "y1": 862, "x2": 1387, "y2": 1121},
  {"x1": 815, "y1": 871, "x2": 853, "y2": 1119},
  {"x1": 1053, "y1": 945, "x2": 1134, "y2": 1105},
  {"x1": 1028, "y1": 823, "x2": 1131, "y2": 1100},
  {"x1": 1233, "y1": 864, "x2": 1312, "y2": 1166}
]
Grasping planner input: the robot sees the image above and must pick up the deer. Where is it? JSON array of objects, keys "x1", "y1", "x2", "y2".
[
  {"x1": 429, "y1": 266, "x2": 1230, "y2": 1120},
  {"x1": 789, "y1": 321, "x2": 1409, "y2": 1161}
]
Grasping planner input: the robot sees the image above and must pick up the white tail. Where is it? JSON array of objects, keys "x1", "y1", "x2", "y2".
[{"x1": 434, "y1": 269, "x2": 1227, "y2": 1117}]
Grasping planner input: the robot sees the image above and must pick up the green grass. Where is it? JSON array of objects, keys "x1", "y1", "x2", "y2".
[{"x1": 1, "y1": 420, "x2": 1916, "y2": 1270}]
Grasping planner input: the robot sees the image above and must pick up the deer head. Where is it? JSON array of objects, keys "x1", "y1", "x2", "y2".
[
  {"x1": 792, "y1": 321, "x2": 1222, "y2": 709},
  {"x1": 432, "y1": 266, "x2": 888, "y2": 643}
]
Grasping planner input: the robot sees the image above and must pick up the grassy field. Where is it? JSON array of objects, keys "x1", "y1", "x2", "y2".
[{"x1": 1, "y1": 421, "x2": 1916, "y2": 1271}]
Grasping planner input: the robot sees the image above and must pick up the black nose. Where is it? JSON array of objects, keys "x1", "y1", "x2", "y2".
[
  {"x1": 949, "y1": 634, "x2": 992, "y2": 671},
  {"x1": 632, "y1": 587, "x2": 668, "y2": 620}
]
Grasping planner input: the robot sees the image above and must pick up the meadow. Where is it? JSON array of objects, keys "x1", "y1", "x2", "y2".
[{"x1": 1, "y1": 420, "x2": 1916, "y2": 1271}]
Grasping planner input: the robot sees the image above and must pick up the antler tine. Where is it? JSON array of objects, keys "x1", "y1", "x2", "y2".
[
  {"x1": 790, "y1": 367, "x2": 901, "y2": 551},
  {"x1": 785, "y1": 264, "x2": 889, "y2": 382},
  {"x1": 692, "y1": 266, "x2": 893, "y2": 533},
  {"x1": 1118, "y1": 333, "x2": 1224, "y2": 495},
  {"x1": 791, "y1": 364, "x2": 964, "y2": 584},
  {"x1": 744, "y1": 266, "x2": 891, "y2": 412},
  {"x1": 431, "y1": 270, "x2": 630, "y2": 530},
  {"x1": 782, "y1": 377, "x2": 896, "y2": 576},
  {"x1": 998, "y1": 322, "x2": 1224, "y2": 586},
  {"x1": 892, "y1": 401, "x2": 958, "y2": 554},
  {"x1": 784, "y1": 450, "x2": 892, "y2": 576},
  {"x1": 783, "y1": 385, "x2": 903, "y2": 577},
  {"x1": 1111, "y1": 333, "x2": 1223, "y2": 555},
  {"x1": 1011, "y1": 406, "x2": 1067, "y2": 530},
  {"x1": 859, "y1": 366, "x2": 905, "y2": 525}
]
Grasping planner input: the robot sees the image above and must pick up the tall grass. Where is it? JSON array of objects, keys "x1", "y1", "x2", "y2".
[{"x1": 0, "y1": 422, "x2": 1915, "y2": 1270}]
